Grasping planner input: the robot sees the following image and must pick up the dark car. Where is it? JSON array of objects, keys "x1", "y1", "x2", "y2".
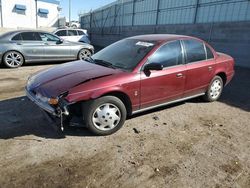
[
  {"x1": 26, "y1": 34, "x2": 235, "y2": 135},
  {"x1": 0, "y1": 30, "x2": 94, "y2": 68}
]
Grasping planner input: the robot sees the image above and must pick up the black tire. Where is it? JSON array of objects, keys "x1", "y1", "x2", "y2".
[
  {"x1": 203, "y1": 76, "x2": 224, "y2": 102},
  {"x1": 3, "y1": 51, "x2": 24, "y2": 68},
  {"x1": 82, "y1": 96, "x2": 127, "y2": 136},
  {"x1": 78, "y1": 49, "x2": 92, "y2": 60}
]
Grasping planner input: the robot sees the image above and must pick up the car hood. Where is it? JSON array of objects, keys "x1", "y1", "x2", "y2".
[{"x1": 28, "y1": 61, "x2": 121, "y2": 98}]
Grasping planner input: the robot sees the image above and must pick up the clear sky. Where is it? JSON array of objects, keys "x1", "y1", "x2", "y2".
[{"x1": 60, "y1": 0, "x2": 116, "y2": 21}]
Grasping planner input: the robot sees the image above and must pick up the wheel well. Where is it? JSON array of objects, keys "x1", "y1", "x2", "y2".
[
  {"x1": 102, "y1": 91, "x2": 132, "y2": 116},
  {"x1": 2, "y1": 50, "x2": 25, "y2": 63},
  {"x1": 216, "y1": 72, "x2": 227, "y2": 85}
]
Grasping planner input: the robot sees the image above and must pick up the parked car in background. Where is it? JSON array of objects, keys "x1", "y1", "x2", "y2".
[
  {"x1": 53, "y1": 28, "x2": 90, "y2": 44},
  {"x1": 0, "y1": 30, "x2": 94, "y2": 68},
  {"x1": 26, "y1": 34, "x2": 235, "y2": 135}
]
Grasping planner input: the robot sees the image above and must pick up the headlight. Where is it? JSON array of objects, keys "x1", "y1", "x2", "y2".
[
  {"x1": 36, "y1": 93, "x2": 58, "y2": 105},
  {"x1": 27, "y1": 76, "x2": 35, "y2": 89}
]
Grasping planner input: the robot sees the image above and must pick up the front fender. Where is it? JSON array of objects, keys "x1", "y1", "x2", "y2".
[{"x1": 65, "y1": 85, "x2": 127, "y2": 103}]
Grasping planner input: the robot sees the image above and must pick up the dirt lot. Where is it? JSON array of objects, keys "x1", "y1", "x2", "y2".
[{"x1": 0, "y1": 63, "x2": 249, "y2": 188}]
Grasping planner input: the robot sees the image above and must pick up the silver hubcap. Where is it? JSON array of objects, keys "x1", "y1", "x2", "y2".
[
  {"x1": 210, "y1": 79, "x2": 222, "y2": 99},
  {"x1": 5, "y1": 52, "x2": 22, "y2": 67},
  {"x1": 79, "y1": 49, "x2": 91, "y2": 60},
  {"x1": 92, "y1": 103, "x2": 121, "y2": 131}
]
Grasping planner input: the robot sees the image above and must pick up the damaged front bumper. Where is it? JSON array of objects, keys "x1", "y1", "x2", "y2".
[
  {"x1": 26, "y1": 87, "x2": 59, "y2": 116},
  {"x1": 25, "y1": 87, "x2": 70, "y2": 130}
]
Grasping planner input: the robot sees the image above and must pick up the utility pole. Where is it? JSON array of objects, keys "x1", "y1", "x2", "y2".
[
  {"x1": 69, "y1": 0, "x2": 71, "y2": 23},
  {"x1": 35, "y1": 0, "x2": 38, "y2": 28},
  {"x1": 0, "y1": 0, "x2": 3, "y2": 27}
]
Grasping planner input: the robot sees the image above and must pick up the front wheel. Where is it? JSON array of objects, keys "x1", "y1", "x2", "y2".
[
  {"x1": 78, "y1": 49, "x2": 92, "y2": 60},
  {"x1": 82, "y1": 96, "x2": 127, "y2": 136},
  {"x1": 203, "y1": 76, "x2": 224, "y2": 102}
]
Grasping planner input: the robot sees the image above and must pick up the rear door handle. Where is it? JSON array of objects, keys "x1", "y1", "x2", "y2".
[
  {"x1": 176, "y1": 73, "x2": 183, "y2": 78},
  {"x1": 208, "y1": 66, "x2": 213, "y2": 71}
]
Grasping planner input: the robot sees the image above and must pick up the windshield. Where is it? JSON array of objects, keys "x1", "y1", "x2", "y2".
[{"x1": 92, "y1": 39, "x2": 156, "y2": 71}]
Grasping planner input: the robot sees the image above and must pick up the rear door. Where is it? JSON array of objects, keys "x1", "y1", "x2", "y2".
[
  {"x1": 12, "y1": 32, "x2": 45, "y2": 61},
  {"x1": 140, "y1": 40, "x2": 186, "y2": 109},
  {"x1": 182, "y1": 39, "x2": 216, "y2": 97}
]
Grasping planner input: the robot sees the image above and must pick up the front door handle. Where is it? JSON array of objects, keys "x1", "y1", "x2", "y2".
[{"x1": 176, "y1": 73, "x2": 183, "y2": 78}]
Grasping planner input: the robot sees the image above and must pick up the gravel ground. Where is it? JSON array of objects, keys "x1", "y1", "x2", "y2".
[{"x1": 0, "y1": 63, "x2": 249, "y2": 188}]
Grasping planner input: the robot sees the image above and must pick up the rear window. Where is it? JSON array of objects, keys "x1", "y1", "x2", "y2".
[
  {"x1": 183, "y1": 39, "x2": 206, "y2": 63},
  {"x1": 55, "y1": 30, "x2": 66, "y2": 36},
  {"x1": 77, "y1": 30, "x2": 85, "y2": 35}
]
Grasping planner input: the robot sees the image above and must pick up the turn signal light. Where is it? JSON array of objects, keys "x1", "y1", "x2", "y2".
[{"x1": 48, "y1": 98, "x2": 59, "y2": 105}]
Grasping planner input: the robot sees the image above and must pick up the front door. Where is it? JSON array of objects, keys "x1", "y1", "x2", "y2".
[
  {"x1": 38, "y1": 32, "x2": 72, "y2": 61},
  {"x1": 140, "y1": 40, "x2": 186, "y2": 109}
]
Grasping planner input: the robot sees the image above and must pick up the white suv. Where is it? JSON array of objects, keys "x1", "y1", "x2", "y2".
[{"x1": 54, "y1": 29, "x2": 90, "y2": 44}]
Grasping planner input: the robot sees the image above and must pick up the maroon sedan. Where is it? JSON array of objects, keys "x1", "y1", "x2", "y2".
[{"x1": 26, "y1": 34, "x2": 235, "y2": 135}]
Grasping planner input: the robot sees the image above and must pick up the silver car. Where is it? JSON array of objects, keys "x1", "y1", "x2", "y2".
[{"x1": 0, "y1": 30, "x2": 94, "y2": 68}]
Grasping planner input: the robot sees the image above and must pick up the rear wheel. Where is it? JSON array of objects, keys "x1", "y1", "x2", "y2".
[
  {"x1": 78, "y1": 49, "x2": 92, "y2": 60},
  {"x1": 203, "y1": 76, "x2": 224, "y2": 102},
  {"x1": 82, "y1": 96, "x2": 127, "y2": 135},
  {"x1": 3, "y1": 51, "x2": 24, "y2": 68}
]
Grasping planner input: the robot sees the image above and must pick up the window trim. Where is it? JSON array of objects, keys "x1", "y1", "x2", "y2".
[{"x1": 141, "y1": 40, "x2": 185, "y2": 71}]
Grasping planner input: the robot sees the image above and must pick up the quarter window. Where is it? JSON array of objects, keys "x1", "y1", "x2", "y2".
[
  {"x1": 12, "y1": 34, "x2": 22, "y2": 41},
  {"x1": 183, "y1": 39, "x2": 206, "y2": 63},
  {"x1": 148, "y1": 40, "x2": 183, "y2": 68},
  {"x1": 55, "y1": 30, "x2": 66, "y2": 36},
  {"x1": 206, "y1": 45, "x2": 214, "y2": 59}
]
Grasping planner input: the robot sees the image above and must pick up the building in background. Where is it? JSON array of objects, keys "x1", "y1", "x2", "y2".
[
  {"x1": 80, "y1": 0, "x2": 250, "y2": 67},
  {"x1": 0, "y1": 0, "x2": 62, "y2": 28}
]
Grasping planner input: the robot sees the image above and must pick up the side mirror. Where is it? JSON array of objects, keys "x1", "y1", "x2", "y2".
[
  {"x1": 56, "y1": 39, "x2": 63, "y2": 44},
  {"x1": 144, "y1": 63, "x2": 163, "y2": 71}
]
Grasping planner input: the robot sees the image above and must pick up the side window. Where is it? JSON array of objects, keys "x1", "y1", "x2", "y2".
[
  {"x1": 148, "y1": 40, "x2": 183, "y2": 68},
  {"x1": 21, "y1": 32, "x2": 41, "y2": 41},
  {"x1": 55, "y1": 30, "x2": 66, "y2": 36},
  {"x1": 12, "y1": 34, "x2": 22, "y2": 41},
  {"x1": 77, "y1": 30, "x2": 84, "y2": 35},
  {"x1": 206, "y1": 45, "x2": 214, "y2": 59},
  {"x1": 68, "y1": 30, "x2": 77, "y2": 36},
  {"x1": 39, "y1": 33, "x2": 60, "y2": 42},
  {"x1": 183, "y1": 39, "x2": 206, "y2": 63}
]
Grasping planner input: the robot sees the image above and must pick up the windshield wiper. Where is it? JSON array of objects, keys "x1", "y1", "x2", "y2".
[
  {"x1": 85, "y1": 56, "x2": 95, "y2": 63},
  {"x1": 93, "y1": 59, "x2": 117, "y2": 69}
]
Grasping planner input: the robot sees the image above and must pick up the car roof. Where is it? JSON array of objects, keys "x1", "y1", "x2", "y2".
[
  {"x1": 128, "y1": 34, "x2": 198, "y2": 43},
  {"x1": 0, "y1": 30, "x2": 51, "y2": 40}
]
